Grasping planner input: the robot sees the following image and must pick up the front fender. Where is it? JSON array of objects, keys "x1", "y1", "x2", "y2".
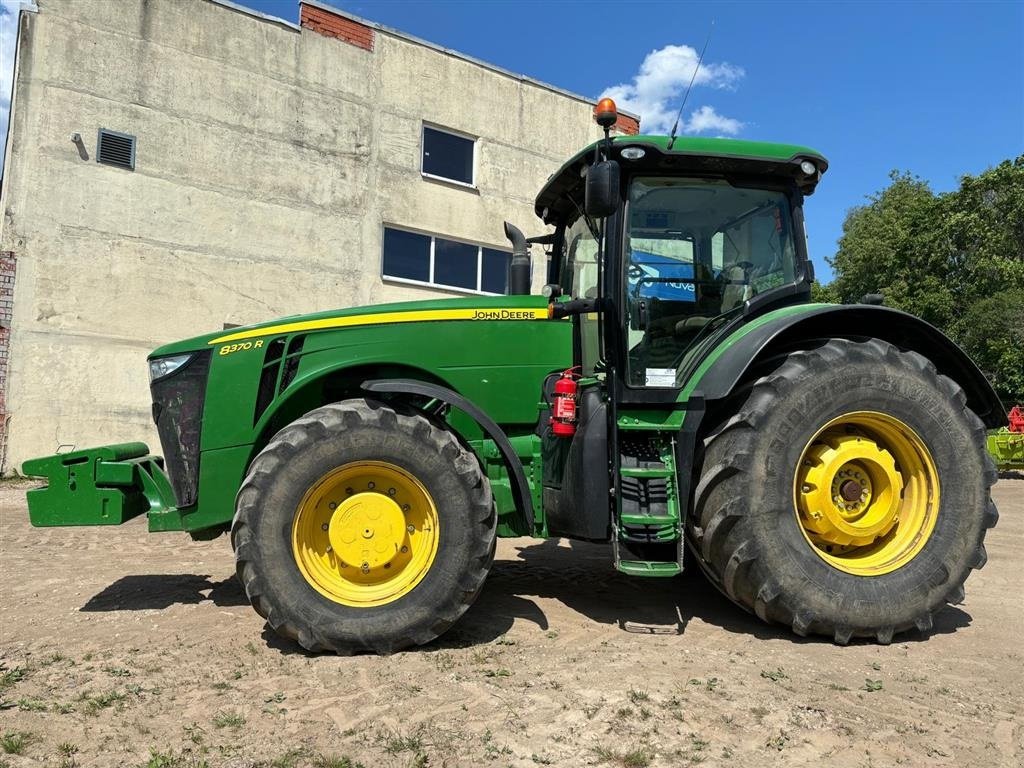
[
  {"x1": 362, "y1": 379, "x2": 535, "y2": 536},
  {"x1": 686, "y1": 304, "x2": 1005, "y2": 429}
]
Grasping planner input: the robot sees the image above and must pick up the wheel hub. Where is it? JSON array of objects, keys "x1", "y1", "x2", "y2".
[
  {"x1": 798, "y1": 431, "x2": 903, "y2": 547},
  {"x1": 328, "y1": 493, "x2": 406, "y2": 570},
  {"x1": 792, "y1": 411, "x2": 940, "y2": 577},
  {"x1": 291, "y1": 461, "x2": 439, "y2": 607},
  {"x1": 839, "y1": 479, "x2": 863, "y2": 502}
]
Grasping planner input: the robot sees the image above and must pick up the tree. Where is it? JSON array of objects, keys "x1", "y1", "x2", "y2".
[
  {"x1": 824, "y1": 157, "x2": 1024, "y2": 404},
  {"x1": 954, "y1": 289, "x2": 1024, "y2": 404}
]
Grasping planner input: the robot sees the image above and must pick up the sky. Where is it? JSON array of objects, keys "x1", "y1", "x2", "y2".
[{"x1": 2, "y1": 0, "x2": 1022, "y2": 282}]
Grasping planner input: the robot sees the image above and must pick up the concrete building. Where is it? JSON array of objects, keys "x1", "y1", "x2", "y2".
[{"x1": 0, "y1": 0, "x2": 638, "y2": 472}]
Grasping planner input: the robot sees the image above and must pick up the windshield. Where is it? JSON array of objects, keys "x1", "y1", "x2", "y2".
[{"x1": 625, "y1": 177, "x2": 797, "y2": 386}]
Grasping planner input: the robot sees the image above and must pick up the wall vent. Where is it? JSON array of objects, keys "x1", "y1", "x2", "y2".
[{"x1": 96, "y1": 128, "x2": 136, "y2": 170}]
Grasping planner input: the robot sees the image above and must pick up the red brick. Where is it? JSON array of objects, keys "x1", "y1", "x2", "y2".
[
  {"x1": 615, "y1": 114, "x2": 640, "y2": 135},
  {"x1": 300, "y1": 4, "x2": 374, "y2": 51}
]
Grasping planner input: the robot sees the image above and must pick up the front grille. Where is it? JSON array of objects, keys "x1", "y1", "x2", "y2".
[{"x1": 150, "y1": 351, "x2": 211, "y2": 507}]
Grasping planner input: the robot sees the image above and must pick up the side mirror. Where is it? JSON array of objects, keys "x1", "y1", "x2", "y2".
[{"x1": 585, "y1": 160, "x2": 620, "y2": 218}]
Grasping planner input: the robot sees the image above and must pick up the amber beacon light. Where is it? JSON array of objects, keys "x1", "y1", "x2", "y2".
[{"x1": 594, "y1": 97, "x2": 618, "y2": 128}]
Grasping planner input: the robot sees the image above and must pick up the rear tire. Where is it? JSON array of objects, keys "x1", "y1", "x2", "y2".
[
  {"x1": 692, "y1": 338, "x2": 998, "y2": 644},
  {"x1": 231, "y1": 399, "x2": 495, "y2": 654}
]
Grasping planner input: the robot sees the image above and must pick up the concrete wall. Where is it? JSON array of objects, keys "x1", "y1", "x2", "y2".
[{"x1": 0, "y1": 0, "x2": 638, "y2": 472}]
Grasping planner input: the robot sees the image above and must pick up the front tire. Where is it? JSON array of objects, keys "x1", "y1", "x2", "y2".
[
  {"x1": 231, "y1": 399, "x2": 495, "y2": 654},
  {"x1": 693, "y1": 338, "x2": 998, "y2": 644}
]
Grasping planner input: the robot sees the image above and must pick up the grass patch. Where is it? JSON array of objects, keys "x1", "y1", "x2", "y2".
[
  {"x1": 0, "y1": 731, "x2": 33, "y2": 755},
  {"x1": 594, "y1": 745, "x2": 654, "y2": 767},
  {"x1": 760, "y1": 667, "x2": 789, "y2": 682},
  {"x1": 83, "y1": 689, "x2": 127, "y2": 715},
  {"x1": 212, "y1": 710, "x2": 246, "y2": 729},
  {"x1": 312, "y1": 755, "x2": 365, "y2": 768},
  {"x1": 765, "y1": 730, "x2": 790, "y2": 751},
  {"x1": 0, "y1": 668, "x2": 26, "y2": 693},
  {"x1": 270, "y1": 747, "x2": 309, "y2": 768},
  {"x1": 377, "y1": 725, "x2": 424, "y2": 755},
  {"x1": 144, "y1": 749, "x2": 210, "y2": 768},
  {"x1": 58, "y1": 742, "x2": 79, "y2": 757},
  {"x1": 862, "y1": 678, "x2": 884, "y2": 692}
]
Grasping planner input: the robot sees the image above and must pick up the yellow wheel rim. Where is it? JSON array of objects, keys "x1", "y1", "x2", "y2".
[
  {"x1": 291, "y1": 461, "x2": 439, "y2": 607},
  {"x1": 793, "y1": 411, "x2": 940, "y2": 576}
]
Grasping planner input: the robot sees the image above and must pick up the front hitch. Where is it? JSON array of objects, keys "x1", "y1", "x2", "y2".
[{"x1": 22, "y1": 443, "x2": 177, "y2": 527}]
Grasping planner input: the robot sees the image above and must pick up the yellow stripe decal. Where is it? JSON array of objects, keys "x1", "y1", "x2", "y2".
[{"x1": 208, "y1": 307, "x2": 549, "y2": 344}]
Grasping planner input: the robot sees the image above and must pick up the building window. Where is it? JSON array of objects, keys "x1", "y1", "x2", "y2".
[
  {"x1": 421, "y1": 125, "x2": 475, "y2": 186},
  {"x1": 382, "y1": 226, "x2": 511, "y2": 295}
]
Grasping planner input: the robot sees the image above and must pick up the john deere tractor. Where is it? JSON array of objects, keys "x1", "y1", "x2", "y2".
[{"x1": 24, "y1": 100, "x2": 1003, "y2": 652}]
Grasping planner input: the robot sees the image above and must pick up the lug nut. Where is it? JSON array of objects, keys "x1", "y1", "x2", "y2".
[
  {"x1": 388, "y1": 487, "x2": 396, "y2": 496},
  {"x1": 400, "y1": 546, "x2": 408, "y2": 554},
  {"x1": 367, "y1": 481, "x2": 375, "y2": 489},
  {"x1": 407, "y1": 524, "x2": 415, "y2": 533},
  {"x1": 346, "y1": 487, "x2": 354, "y2": 495},
  {"x1": 361, "y1": 562, "x2": 370, "y2": 574},
  {"x1": 402, "y1": 504, "x2": 410, "y2": 512},
  {"x1": 801, "y1": 484, "x2": 812, "y2": 493},
  {"x1": 321, "y1": 523, "x2": 329, "y2": 531},
  {"x1": 328, "y1": 502, "x2": 337, "y2": 510}
]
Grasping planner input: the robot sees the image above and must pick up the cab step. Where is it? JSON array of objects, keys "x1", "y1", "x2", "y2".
[
  {"x1": 620, "y1": 514, "x2": 677, "y2": 527},
  {"x1": 616, "y1": 560, "x2": 682, "y2": 577},
  {"x1": 619, "y1": 467, "x2": 675, "y2": 479}
]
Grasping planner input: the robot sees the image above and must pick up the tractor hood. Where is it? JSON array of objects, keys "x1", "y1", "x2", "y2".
[{"x1": 148, "y1": 294, "x2": 551, "y2": 359}]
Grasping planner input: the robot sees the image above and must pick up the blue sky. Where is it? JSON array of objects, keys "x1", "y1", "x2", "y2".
[{"x1": 2, "y1": 1, "x2": 1022, "y2": 282}]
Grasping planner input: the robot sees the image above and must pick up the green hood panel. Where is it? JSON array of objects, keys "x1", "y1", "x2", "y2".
[{"x1": 149, "y1": 294, "x2": 550, "y2": 359}]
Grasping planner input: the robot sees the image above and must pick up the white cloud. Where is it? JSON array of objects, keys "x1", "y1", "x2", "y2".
[
  {"x1": 601, "y1": 44, "x2": 745, "y2": 135},
  {"x1": 686, "y1": 105, "x2": 743, "y2": 136}
]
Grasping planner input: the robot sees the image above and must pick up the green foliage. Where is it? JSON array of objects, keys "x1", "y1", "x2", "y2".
[
  {"x1": 0, "y1": 732, "x2": 33, "y2": 755},
  {"x1": 953, "y1": 289, "x2": 1024, "y2": 402},
  {"x1": 824, "y1": 157, "x2": 1024, "y2": 403}
]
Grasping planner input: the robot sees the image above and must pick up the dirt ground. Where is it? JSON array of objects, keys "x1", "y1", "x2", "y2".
[{"x1": 0, "y1": 478, "x2": 1021, "y2": 768}]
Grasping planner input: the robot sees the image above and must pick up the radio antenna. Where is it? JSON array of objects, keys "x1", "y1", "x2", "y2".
[{"x1": 667, "y1": 22, "x2": 713, "y2": 150}]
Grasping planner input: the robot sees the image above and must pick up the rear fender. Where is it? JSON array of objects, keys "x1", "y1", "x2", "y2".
[{"x1": 691, "y1": 304, "x2": 1005, "y2": 429}]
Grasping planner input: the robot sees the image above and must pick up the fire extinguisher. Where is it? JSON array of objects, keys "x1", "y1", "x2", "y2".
[{"x1": 550, "y1": 367, "x2": 580, "y2": 438}]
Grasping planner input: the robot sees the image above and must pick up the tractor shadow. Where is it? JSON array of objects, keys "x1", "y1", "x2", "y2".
[
  {"x1": 451, "y1": 538, "x2": 972, "y2": 647},
  {"x1": 80, "y1": 574, "x2": 249, "y2": 612},
  {"x1": 77, "y1": 543, "x2": 972, "y2": 652}
]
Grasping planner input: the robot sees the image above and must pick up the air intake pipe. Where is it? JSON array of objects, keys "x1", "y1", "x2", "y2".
[{"x1": 503, "y1": 221, "x2": 531, "y2": 295}]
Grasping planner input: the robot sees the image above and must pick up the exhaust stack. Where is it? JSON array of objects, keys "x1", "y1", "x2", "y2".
[{"x1": 503, "y1": 221, "x2": 531, "y2": 295}]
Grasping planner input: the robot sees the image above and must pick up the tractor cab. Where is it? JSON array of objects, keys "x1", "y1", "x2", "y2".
[{"x1": 533, "y1": 100, "x2": 827, "y2": 395}]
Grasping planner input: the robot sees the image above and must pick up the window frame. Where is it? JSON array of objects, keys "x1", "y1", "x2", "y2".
[
  {"x1": 380, "y1": 224, "x2": 511, "y2": 296},
  {"x1": 420, "y1": 123, "x2": 478, "y2": 189}
]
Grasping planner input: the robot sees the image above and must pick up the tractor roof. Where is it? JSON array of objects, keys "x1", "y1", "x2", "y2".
[{"x1": 534, "y1": 135, "x2": 828, "y2": 224}]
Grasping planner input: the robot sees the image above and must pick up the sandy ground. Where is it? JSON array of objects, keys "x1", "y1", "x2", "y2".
[{"x1": 0, "y1": 477, "x2": 1021, "y2": 768}]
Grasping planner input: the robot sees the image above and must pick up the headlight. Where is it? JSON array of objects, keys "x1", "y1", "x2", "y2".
[{"x1": 149, "y1": 353, "x2": 194, "y2": 382}]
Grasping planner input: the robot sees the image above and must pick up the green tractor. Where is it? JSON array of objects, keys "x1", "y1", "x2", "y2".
[{"x1": 24, "y1": 101, "x2": 1003, "y2": 652}]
